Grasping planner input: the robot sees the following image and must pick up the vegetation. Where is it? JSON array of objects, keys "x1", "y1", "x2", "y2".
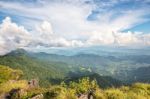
[
  {"x1": 1, "y1": 49, "x2": 150, "y2": 98},
  {"x1": 64, "y1": 72, "x2": 123, "y2": 88},
  {"x1": 27, "y1": 49, "x2": 150, "y2": 83},
  {"x1": 0, "y1": 49, "x2": 123, "y2": 88},
  {"x1": 0, "y1": 65, "x2": 23, "y2": 84},
  {"x1": 0, "y1": 51, "x2": 71, "y2": 86},
  {"x1": 0, "y1": 65, "x2": 26, "y2": 94},
  {"x1": 0, "y1": 65, "x2": 150, "y2": 99}
]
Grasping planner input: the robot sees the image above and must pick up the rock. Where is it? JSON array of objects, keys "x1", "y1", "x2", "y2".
[
  {"x1": 0, "y1": 93, "x2": 6, "y2": 99},
  {"x1": 78, "y1": 94, "x2": 88, "y2": 99},
  {"x1": 28, "y1": 79, "x2": 39, "y2": 89},
  {"x1": 78, "y1": 94, "x2": 93, "y2": 99},
  {"x1": 30, "y1": 94, "x2": 44, "y2": 99},
  {"x1": 5, "y1": 88, "x2": 21, "y2": 99},
  {"x1": 78, "y1": 90, "x2": 94, "y2": 99}
]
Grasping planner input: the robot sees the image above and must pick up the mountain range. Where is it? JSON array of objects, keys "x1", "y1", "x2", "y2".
[{"x1": 0, "y1": 47, "x2": 150, "y2": 87}]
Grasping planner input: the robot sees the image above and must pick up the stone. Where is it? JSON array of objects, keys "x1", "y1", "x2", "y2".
[{"x1": 30, "y1": 94, "x2": 44, "y2": 99}]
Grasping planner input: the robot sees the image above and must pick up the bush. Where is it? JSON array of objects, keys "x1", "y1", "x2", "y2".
[
  {"x1": 105, "y1": 89, "x2": 126, "y2": 99},
  {"x1": 0, "y1": 65, "x2": 23, "y2": 84},
  {"x1": 0, "y1": 80, "x2": 27, "y2": 94}
]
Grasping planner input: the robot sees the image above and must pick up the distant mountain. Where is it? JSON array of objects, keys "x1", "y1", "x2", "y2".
[
  {"x1": 40, "y1": 46, "x2": 150, "y2": 56},
  {"x1": 31, "y1": 51, "x2": 119, "y2": 67},
  {"x1": 1, "y1": 48, "x2": 150, "y2": 87},
  {"x1": 7, "y1": 49, "x2": 28, "y2": 56},
  {"x1": 31, "y1": 50, "x2": 150, "y2": 79}
]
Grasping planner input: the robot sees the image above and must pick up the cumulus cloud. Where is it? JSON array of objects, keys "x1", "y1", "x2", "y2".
[
  {"x1": 0, "y1": 17, "x2": 84, "y2": 55},
  {"x1": 0, "y1": 16, "x2": 150, "y2": 55},
  {"x1": 36, "y1": 21, "x2": 53, "y2": 35},
  {"x1": 0, "y1": 17, "x2": 31, "y2": 55},
  {"x1": 32, "y1": 20, "x2": 84, "y2": 47},
  {"x1": 86, "y1": 31, "x2": 150, "y2": 46}
]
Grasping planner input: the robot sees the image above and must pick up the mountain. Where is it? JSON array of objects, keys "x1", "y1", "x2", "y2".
[
  {"x1": 33, "y1": 53, "x2": 115, "y2": 66},
  {"x1": 1, "y1": 48, "x2": 150, "y2": 87},
  {"x1": 31, "y1": 50, "x2": 150, "y2": 81},
  {"x1": 0, "y1": 49, "x2": 71, "y2": 86},
  {"x1": 40, "y1": 46, "x2": 150, "y2": 56},
  {"x1": 0, "y1": 49, "x2": 124, "y2": 88}
]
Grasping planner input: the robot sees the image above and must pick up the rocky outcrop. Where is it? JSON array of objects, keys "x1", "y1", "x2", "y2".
[
  {"x1": 78, "y1": 90, "x2": 94, "y2": 99},
  {"x1": 30, "y1": 94, "x2": 44, "y2": 99},
  {"x1": 78, "y1": 94, "x2": 93, "y2": 99},
  {"x1": 1, "y1": 88, "x2": 21, "y2": 99},
  {"x1": 0, "y1": 93, "x2": 6, "y2": 99},
  {"x1": 28, "y1": 79, "x2": 39, "y2": 89}
]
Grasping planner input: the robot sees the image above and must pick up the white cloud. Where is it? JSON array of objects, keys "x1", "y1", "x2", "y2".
[
  {"x1": 0, "y1": 17, "x2": 84, "y2": 55},
  {"x1": 0, "y1": 17, "x2": 31, "y2": 55},
  {"x1": 36, "y1": 21, "x2": 53, "y2": 35},
  {"x1": 0, "y1": 16, "x2": 150, "y2": 55},
  {"x1": 33, "y1": 20, "x2": 84, "y2": 47},
  {"x1": 86, "y1": 31, "x2": 150, "y2": 46}
]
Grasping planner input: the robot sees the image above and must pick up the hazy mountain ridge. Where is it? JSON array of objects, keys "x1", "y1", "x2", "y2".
[{"x1": 28, "y1": 48, "x2": 150, "y2": 83}]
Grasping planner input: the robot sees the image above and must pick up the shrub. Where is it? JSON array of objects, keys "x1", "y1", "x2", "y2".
[
  {"x1": 105, "y1": 88, "x2": 126, "y2": 99},
  {"x1": 0, "y1": 65, "x2": 23, "y2": 84},
  {"x1": 0, "y1": 80, "x2": 27, "y2": 94}
]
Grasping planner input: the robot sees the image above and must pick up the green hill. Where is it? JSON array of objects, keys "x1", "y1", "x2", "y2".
[
  {"x1": 64, "y1": 73, "x2": 123, "y2": 88},
  {"x1": 0, "y1": 49, "x2": 124, "y2": 88},
  {"x1": 0, "y1": 50, "x2": 71, "y2": 86},
  {"x1": 127, "y1": 66, "x2": 150, "y2": 83}
]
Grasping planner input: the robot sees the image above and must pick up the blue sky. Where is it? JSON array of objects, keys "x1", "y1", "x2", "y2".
[{"x1": 0, "y1": 0, "x2": 150, "y2": 55}]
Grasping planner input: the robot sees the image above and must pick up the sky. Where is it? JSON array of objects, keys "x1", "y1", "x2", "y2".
[{"x1": 0, "y1": 0, "x2": 150, "y2": 55}]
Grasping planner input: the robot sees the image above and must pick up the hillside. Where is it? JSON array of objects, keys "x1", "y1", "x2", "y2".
[
  {"x1": 31, "y1": 50, "x2": 150, "y2": 83},
  {"x1": 0, "y1": 49, "x2": 124, "y2": 88},
  {"x1": 1, "y1": 49, "x2": 150, "y2": 86},
  {"x1": 127, "y1": 66, "x2": 150, "y2": 83},
  {"x1": 64, "y1": 73, "x2": 123, "y2": 88},
  {"x1": 0, "y1": 65, "x2": 23, "y2": 84},
  {"x1": 0, "y1": 65, "x2": 150, "y2": 99},
  {"x1": 0, "y1": 50, "x2": 71, "y2": 86}
]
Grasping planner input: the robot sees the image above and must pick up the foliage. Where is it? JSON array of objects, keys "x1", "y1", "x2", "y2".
[
  {"x1": 0, "y1": 50, "x2": 123, "y2": 88},
  {"x1": 0, "y1": 65, "x2": 150, "y2": 99},
  {"x1": 68, "y1": 77, "x2": 98, "y2": 94},
  {"x1": 0, "y1": 65, "x2": 23, "y2": 84},
  {"x1": 43, "y1": 78, "x2": 150, "y2": 99},
  {"x1": 1, "y1": 50, "x2": 150, "y2": 99},
  {"x1": 0, "y1": 80, "x2": 28, "y2": 94},
  {"x1": 65, "y1": 73, "x2": 123, "y2": 88}
]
